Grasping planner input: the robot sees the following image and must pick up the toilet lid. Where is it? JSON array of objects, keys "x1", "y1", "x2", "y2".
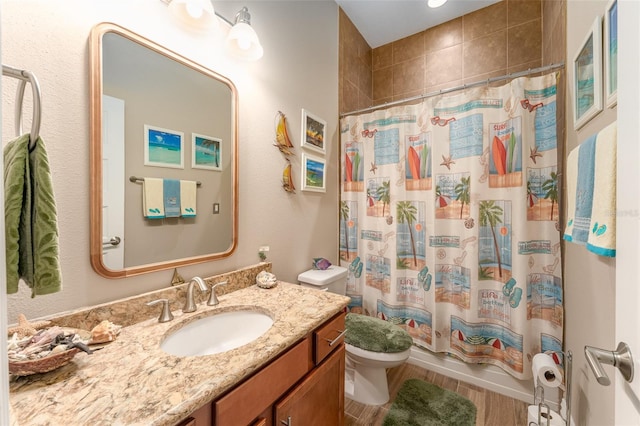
[{"x1": 345, "y1": 313, "x2": 413, "y2": 353}]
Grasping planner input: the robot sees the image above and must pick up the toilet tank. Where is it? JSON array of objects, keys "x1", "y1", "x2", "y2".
[{"x1": 298, "y1": 265, "x2": 348, "y2": 295}]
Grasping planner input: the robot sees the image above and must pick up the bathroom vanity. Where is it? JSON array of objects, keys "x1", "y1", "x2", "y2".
[
  {"x1": 8, "y1": 273, "x2": 350, "y2": 426},
  {"x1": 182, "y1": 311, "x2": 345, "y2": 426}
]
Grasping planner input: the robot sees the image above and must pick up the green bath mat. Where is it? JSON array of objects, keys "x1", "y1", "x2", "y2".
[{"x1": 383, "y1": 379, "x2": 477, "y2": 426}]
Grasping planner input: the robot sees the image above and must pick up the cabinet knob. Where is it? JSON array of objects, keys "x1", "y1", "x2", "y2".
[
  {"x1": 325, "y1": 329, "x2": 347, "y2": 346},
  {"x1": 280, "y1": 416, "x2": 292, "y2": 426}
]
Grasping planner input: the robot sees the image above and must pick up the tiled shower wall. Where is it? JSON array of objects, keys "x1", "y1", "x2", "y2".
[{"x1": 339, "y1": 0, "x2": 566, "y2": 115}]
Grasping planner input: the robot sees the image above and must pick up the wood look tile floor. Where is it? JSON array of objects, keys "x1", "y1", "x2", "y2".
[{"x1": 344, "y1": 362, "x2": 529, "y2": 426}]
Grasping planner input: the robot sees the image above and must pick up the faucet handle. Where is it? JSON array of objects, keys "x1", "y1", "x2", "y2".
[
  {"x1": 208, "y1": 281, "x2": 228, "y2": 306},
  {"x1": 147, "y1": 299, "x2": 174, "y2": 323}
]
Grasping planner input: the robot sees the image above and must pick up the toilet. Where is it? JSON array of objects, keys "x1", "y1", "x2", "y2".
[{"x1": 298, "y1": 266, "x2": 413, "y2": 405}]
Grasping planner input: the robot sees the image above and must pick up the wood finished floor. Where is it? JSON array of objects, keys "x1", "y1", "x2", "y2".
[{"x1": 344, "y1": 362, "x2": 530, "y2": 426}]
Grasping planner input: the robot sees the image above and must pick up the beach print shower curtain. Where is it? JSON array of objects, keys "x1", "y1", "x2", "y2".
[{"x1": 339, "y1": 73, "x2": 563, "y2": 380}]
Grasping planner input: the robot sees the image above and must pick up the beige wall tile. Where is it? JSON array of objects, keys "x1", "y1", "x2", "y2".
[
  {"x1": 508, "y1": 0, "x2": 542, "y2": 26},
  {"x1": 424, "y1": 17, "x2": 463, "y2": 54},
  {"x1": 463, "y1": 1, "x2": 507, "y2": 42},
  {"x1": 342, "y1": 79, "x2": 360, "y2": 114},
  {"x1": 373, "y1": 44, "x2": 393, "y2": 70},
  {"x1": 393, "y1": 89, "x2": 423, "y2": 102},
  {"x1": 358, "y1": 89, "x2": 372, "y2": 111},
  {"x1": 463, "y1": 68, "x2": 508, "y2": 86},
  {"x1": 425, "y1": 44, "x2": 462, "y2": 87},
  {"x1": 508, "y1": 19, "x2": 542, "y2": 67},
  {"x1": 393, "y1": 32, "x2": 425, "y2": 63},
  {"x1": 344, "y1": 0, "x2": 564, "y2": 113},
  {"x1": 463, "y1": 30, "x2": 507, "y2": 78},
  {"x1": 358, "y1": 57, "x2": 372, "y2": 98},
  {"x1": 373, "y1": 67, "x2": 394, "y2": 100},
  {"x1": 508, "y1": 59, "x2": 542, "y2": 75},
  {"x1": 393, "y1": 57, "x2": 425, "y2": 96}
]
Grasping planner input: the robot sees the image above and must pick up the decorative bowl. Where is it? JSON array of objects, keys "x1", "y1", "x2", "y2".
[{"x1": 9, "y1": 347, "x2": 80, "y2": 376}]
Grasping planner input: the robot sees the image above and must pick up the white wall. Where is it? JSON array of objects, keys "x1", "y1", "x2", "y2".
[
  {"x1": 565, "y1": 1, "x2": 617, "y2": 425},
  {"x1": 1, "y1": 0, "x2": 339, "y2": 321}
]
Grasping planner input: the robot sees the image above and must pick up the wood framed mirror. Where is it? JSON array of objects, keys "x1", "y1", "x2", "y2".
[{"x1": 90, "y1": 23, "x2": 238, "y2": 278}]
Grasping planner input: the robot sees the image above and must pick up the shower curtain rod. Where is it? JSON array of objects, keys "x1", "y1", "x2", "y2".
[{"x1": 340, "y1": 62, "x2": 564, "y2": 117}]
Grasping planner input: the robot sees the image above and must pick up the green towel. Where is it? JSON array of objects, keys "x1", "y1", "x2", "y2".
[{"x1": 4, "y1": 134, "x2": 62, "y2": 297}]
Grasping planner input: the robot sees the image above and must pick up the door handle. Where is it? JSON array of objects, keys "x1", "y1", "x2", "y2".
[
  {"x1": 102, "y1": 236, "x2": 121, "y2": 247},
  {"x1": 584, "y1": 342, "x2": 634, "y2": 385}
]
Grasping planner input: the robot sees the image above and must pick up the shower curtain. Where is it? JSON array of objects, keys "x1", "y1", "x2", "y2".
[{"x1": 339, "y1": 72, "x2": 563, "y2": 380}]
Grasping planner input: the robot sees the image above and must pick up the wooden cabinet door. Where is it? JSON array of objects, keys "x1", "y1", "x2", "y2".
[
  {"x1": 274, "y1": 345, "x2": 345, "y2": 426},
  {"x1": 176, "y1": 402, "x2": 212, "y2": 426}
]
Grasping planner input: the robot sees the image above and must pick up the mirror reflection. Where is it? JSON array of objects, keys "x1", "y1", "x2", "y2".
[{"x1": 90, "y1": 23, "x2": 238, "y2": 278}]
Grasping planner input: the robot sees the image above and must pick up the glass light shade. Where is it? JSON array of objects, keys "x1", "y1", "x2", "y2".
[
  {"x1": 168, "y1": 0, "x2": 216, "y2": 30},
  {"x1": 225, "y1": 22, "x2": 264, "y2": 61},
  {"x1": 427, "y1": 0, "x2": 447, "y2": 8}
]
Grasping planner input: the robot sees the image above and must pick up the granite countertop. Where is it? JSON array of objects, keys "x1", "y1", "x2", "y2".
[{"x1": 9, "y1": 282, "x2": 350, "y2": 426}]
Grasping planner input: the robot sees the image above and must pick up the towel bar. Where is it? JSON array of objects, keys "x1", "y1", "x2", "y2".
[
  {"x1": 2, "y1": 64, "x2": 41, "y2": 150},
  {"x1": 129, "y1": 176, "x2": 202, "y2": 186}
]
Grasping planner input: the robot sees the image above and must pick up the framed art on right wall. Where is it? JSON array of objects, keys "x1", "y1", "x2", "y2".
[
  {"x1": 604, "y1": 0, "x2": 618, "y2": 107},
  {"x1": 572, "y1": 16, "x2": 603, "y2": 130}
]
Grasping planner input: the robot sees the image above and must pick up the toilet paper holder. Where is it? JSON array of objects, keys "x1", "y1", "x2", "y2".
[{"x1": 532, "y1": 350, "x2": 572, "y2": 426}]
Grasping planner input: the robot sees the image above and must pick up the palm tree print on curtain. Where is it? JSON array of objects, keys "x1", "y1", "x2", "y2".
[
  {"x1": 339, "y1": 200, "x2": 358, "y2": 262},
  {"x1": 435, "y1": 174, "x2": 470, "y2": 219},
  {"x1": 527, "y1": 166, "x2": 559, "y2": 221},
  {"x1": 339, "y1": 73, "x2": 563, "y2": 380},
  {"x1": 366, "y1": 178, "x2": 390, "y2": 217},
  {"x1": 478, "y1": 200, "x2": 511, "y2": 282},
  {"x1": 396, "y1": 201, "x2": 426, "y2": 270}
]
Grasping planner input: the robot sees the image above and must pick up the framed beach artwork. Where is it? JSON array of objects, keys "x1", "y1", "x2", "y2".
[
  {"x1": 301, "y1": 108, "x2": 326, "y2": 154},
  {"x1": 604, "y1": 0, "x2": 618, "y2": 107},
  {"x1": 301, "y1": 152, "x2": 326, "y2": 192},
  {"x1": 192, "y1": 133, "x2": 222, "y2": 171},
  {"x1": 144, "y1": 125, "x2": 184, "y2": 169},
  {"x1": 572, "y1": 16, "x2": 602, "y2": 130}
]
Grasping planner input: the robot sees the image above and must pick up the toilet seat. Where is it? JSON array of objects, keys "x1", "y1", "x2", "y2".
[{"x1": 346, "y1": 343, "x2": 412, "y2": 363}]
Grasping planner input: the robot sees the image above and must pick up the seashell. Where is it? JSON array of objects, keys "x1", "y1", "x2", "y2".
[
  {"x1": 312, "y1": 258, "x2": 332, "y2": 270},
  {"x1": 256, "y1": 271, "x2": 278, "y2": 289},
  {"x1": 89, "y1": 320, "x2": 122, "y2": 345}
]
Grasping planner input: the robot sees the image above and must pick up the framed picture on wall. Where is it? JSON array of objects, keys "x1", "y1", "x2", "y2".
[
  {"x1": 604, "y1": 0, "x2": 618, "y2": 107},
  {"x1": 301, "y1": 109, "x2": 326, "y2": 155},
  {"x1": 144, "y1": 124, "x2": 184, "y2": 169},
  {"x1": 192, "y1": 133, "x2": 222, "y2": 171},
  {"x1": 572, "y1": 16, "x2": 603, "y2": 130},
  {"x1": 301, "y1": 152, "x2": 326, "y2": 192}
]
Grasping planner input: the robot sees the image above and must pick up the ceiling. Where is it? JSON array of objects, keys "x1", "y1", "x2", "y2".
[{"x1": 335, "y1": 0, "x2": 502, "y2": 48}]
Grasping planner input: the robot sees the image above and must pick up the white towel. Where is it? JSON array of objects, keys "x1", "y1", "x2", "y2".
[
  {"x1": 587, "y1": 121, "x2": 616, "y2": 257},
  {"x1": 563, "y1": 146, "x2": 579, "y2": 242},
  {"x1": 181, "y1": 180, "x2": 197, "y2": 217},
  {"x1": 564, "y1": 122, "x2": 617, "y2": 257},
  {"x1": 143, "y1": 178, "x2": 165, "y2": 219}
]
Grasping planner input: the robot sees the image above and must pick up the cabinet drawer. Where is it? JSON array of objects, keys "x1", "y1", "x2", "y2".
[
  {"x1": 314, "y1": 311, "x2": 346, "y2": 364},
  {"x1": 214, "y1": 337, "x2": 311, "y2": 425}
]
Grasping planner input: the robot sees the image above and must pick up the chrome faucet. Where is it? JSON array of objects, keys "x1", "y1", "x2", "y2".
[
  {"x1": 207, "y1": 281, "x2": 228, "y2": 306},
  {"x1": 183, "y1": 277, "x2": 208, "y2": 313}
]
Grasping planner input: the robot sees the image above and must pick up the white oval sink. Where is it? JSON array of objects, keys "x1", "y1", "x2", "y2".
[{"x1": 160, "y1": 310, "x2": 273, "y2": 357}]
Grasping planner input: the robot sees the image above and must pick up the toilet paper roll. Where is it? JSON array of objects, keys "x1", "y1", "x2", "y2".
[
  {"x1": 532, "y1": 353, "x2": 563, "y2": 388},
  {"x1": 528, "y1": 405, "x2": 564, "y2": 426}
]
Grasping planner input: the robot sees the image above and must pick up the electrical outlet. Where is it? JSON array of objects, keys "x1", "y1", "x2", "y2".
[{"x1": 259, "y1": 246, "x2": 270, "y2": 252}]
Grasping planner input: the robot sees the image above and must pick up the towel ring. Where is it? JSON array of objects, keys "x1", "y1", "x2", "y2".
[{"x1": 2, "y1": 64, "x2": 42, "y2": 151}]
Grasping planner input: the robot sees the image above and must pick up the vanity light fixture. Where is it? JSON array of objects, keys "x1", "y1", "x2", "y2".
[
  {"x1": 224, "y1": 7, "x2": 264, "y2": 61},
  {"x1": 427, "y1": 0, "x2": 448, "y2": 8},
  {"x1": 167, "y1": 0, "x2": 216, "y2": 31},
  {"x1": 163, "y1": 0, "x2": 263, "y2": 61}
]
